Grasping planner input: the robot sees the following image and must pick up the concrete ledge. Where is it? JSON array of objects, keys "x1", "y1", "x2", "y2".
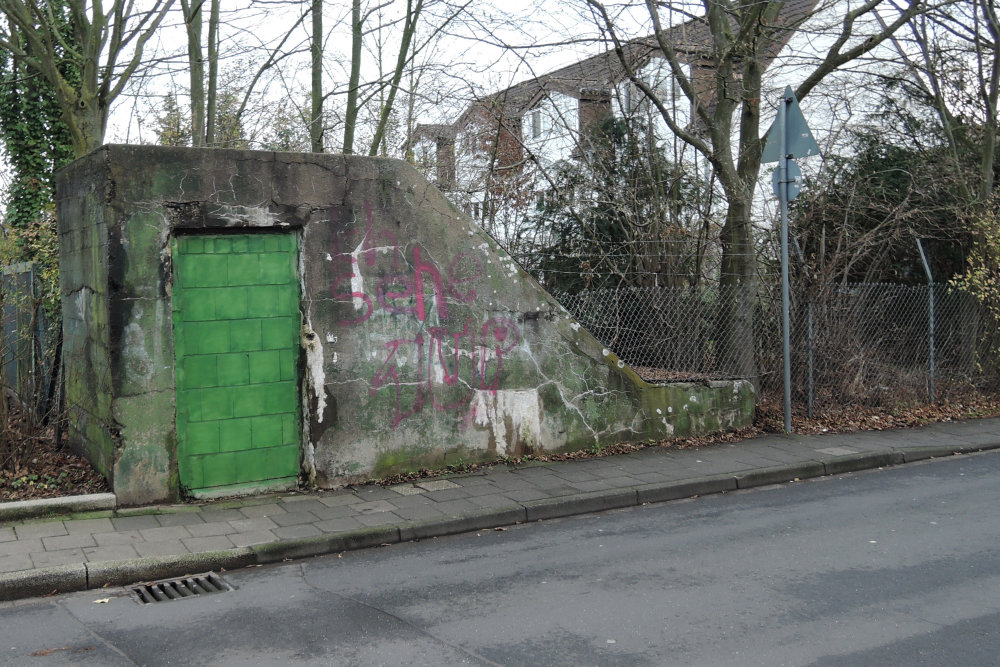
[
  {"x1": 86, "y1": 549, "x2": 257, "y2": 589},
  {"x1": 0, "y1": 493, "x2": 116, "y2": 523},
  {"x1": 734, "y1": 462, "x2": 826, "y2": 489},
  {"x1": 822, "y1": 452, "x2": 903, "y2": 476},
  {"x1": 523, "y1": 489, "x2": 638, "y2": 521},
  {"x1": 636, "y1": 475, "x2": 738, "y2": 504},
  {"x1": 0, "y1": 564, "x2": 87, "y2": 602},
  {"x1": 399, "y1": 507, "x2": 526, "y2": 541}
]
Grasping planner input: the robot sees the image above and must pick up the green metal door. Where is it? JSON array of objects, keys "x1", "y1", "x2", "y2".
[{"x1": 172, "y1": 233, "x2": 301, "y2": 496}]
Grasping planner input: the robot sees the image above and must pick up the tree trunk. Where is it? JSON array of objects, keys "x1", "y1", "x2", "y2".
[
  {"x1": 67, "y1": 100, "x2": 106, "y2": 157},
  {"x1": 206, "y1": 0, "x2": 220, "y2": 145},
  {"x1": 310, "y1": 0, "x2": 323, "y2": 152},
  {"x1": 343, "y1": 0, "x2": 362, "y2": 154},
  {"x1": 181, "y1": 0, "x2": 205, "y2": 147},
  {"x1": 717, "y1": 195, "x2": 757, "y2": 380},
  {"x1": 369, "y1": 0, "x2": 422, "y2": 157}
]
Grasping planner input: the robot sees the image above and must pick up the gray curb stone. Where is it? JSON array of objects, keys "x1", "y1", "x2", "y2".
[
  {"x1": 734, "y1": 461, "x2": 826, "y2": 489},
  {"x1": 0, "y1": 493, "x2": 116, "y2": 523},
  {"x1": 251, "y1": 525, "x2": 400, "y2": 564},
  {"x1": 0, "y1": 564, "x2": 87, "y2": 601},
  {"x1": 86, "y1": 549, "x2": 257, "y2": 589},
  {"x1": 399, "y1": 507, "x2": 526, "y2": 541},
  {"x1": 899, "y1": 446, "x2": 961, "y2": 462},
  {"x1": 523, "y1": 489, "x2": 638, "y2": 521},
  {"x1": 822, "y1": 451, "x2": 903, "y2": 475},
  {"x1": 636, "y1": 475, "x2": 738, "y2": 504}
]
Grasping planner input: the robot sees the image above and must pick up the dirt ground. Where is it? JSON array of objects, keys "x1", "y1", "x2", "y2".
[{"x1": 4, "y1": 395, "x2": 1000, "y2": 502}]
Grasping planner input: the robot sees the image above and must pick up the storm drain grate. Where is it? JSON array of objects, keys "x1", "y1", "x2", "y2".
[{"x1": 129, "y1": 572, "x2": 232, "y2": 604}]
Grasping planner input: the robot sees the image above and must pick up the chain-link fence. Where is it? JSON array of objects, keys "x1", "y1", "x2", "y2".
[
  {"x1": 554, "y1": 285, "x2": 756, "y2": 381},
  {"x1": 554, "y1": 282, "x2": 1000, "y2": 409}
]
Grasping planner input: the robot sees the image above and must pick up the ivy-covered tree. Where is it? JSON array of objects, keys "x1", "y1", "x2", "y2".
[
  {"x1": 0, "y1": 0, "x2": 75, "y2": 231},
  {"x1": 0, "y1": 0, "x2": 174, "y2": 157}
]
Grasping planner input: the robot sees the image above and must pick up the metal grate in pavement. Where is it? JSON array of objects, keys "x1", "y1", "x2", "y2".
[{"x1": 128, "y1": 572, "x2": 232, "y2": 604}]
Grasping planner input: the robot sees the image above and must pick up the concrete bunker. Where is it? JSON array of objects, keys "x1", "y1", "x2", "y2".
[{"x1": 55, "y1": 145, "x2": 755, "y2": 505}]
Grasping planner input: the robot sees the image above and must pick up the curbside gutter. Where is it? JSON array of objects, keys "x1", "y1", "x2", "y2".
[{"x1": 2, "y1": 441, "x2": 999, "y2": 603}]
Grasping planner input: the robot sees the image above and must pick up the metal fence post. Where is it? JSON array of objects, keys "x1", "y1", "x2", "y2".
[{"x1": 915, "y1": 238, "x2": 935, "y2": 404}]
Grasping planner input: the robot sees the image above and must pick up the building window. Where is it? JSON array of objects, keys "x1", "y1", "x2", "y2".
[{"x1": 531, "y1": 109, "x2": 542, "y2": 138}]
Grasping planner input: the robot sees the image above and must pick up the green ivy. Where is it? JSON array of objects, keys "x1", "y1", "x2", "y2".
[
  {"x1": 0, "y1": 205, "x2": 61, "y2": 325},
  {"x1": 0, "y1": 0, "x2": 78, "y2": 231}
]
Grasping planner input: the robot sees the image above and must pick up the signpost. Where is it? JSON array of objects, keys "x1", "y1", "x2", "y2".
[{"x1": 762, "y1": 86, "x2": 820, "y2": 434}]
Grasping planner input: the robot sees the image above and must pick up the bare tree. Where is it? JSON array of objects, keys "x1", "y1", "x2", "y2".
[
  {"x1": 0, "y1": 0, "x2": 175, "y2": 157},
  {"x1": 585, "y1": 0, "x2": 932, "y2": 378},
  {"x1": 340, "y1": 0, "x2": 471, "y2": 155},
  {"x1": 876, "y1": 0, "x2": 999, "y2": 203}
]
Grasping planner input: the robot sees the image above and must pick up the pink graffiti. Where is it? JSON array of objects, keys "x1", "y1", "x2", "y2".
[
  {"x1": 329, "y1": 202, "x2": 481, "y2": 327},
  {"x1": 369, "y1": 316, "x2": 520, "y2": 428},
  {"x1": 329, "y1": 200, "x2": 517, "y2": 428}
]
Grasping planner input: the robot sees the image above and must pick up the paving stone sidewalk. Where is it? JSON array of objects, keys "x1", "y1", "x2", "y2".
[{"x1": 3, "y1": 418, "x2": 1000, "y2": 601}]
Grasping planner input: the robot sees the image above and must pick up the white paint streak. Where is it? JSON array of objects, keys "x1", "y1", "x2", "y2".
[
  {"x1": 215, "y1": 205, "x2": 279, "y2": 226},
  {"x1": 301, "y1": 325, "x2": 326, "y2": 423},
  {"x1": 431, "y1": 357, "x2": 445, "y2": 384},
  {"x1": 470, "y1": 389, "x2": 541, "y2": 456},
  {"x1": 304, "y1": 442, "x2": 316, "y2": 482},
  {"x1": 350, "y1": 239, "x2": 365, "y2": 311}
]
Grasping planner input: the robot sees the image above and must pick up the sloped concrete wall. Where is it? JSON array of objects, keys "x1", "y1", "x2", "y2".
[{"x1": 56, "y1": 145, "x2": 754, "y2": 503}]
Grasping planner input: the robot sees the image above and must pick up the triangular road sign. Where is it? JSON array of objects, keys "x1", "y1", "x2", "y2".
[{"x1": 761, "y1": 86, "x2": 821, "y2": 163}]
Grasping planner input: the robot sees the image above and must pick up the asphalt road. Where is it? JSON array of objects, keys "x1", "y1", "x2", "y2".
[{"x1": 3, "y1": 450, "x2": 1000, "y2": 666}]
